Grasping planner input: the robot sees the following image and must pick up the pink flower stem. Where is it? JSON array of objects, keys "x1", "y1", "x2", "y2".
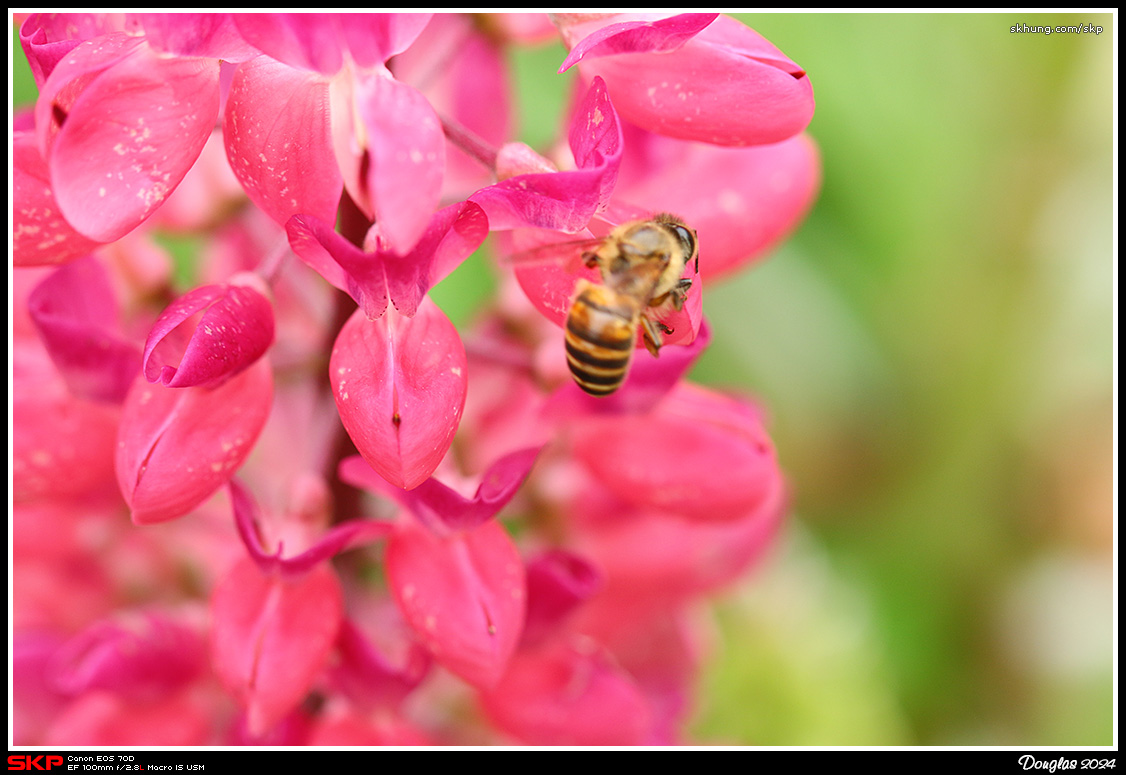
[
  {"x1": 320, "y1": 189, "x2": 374, "y2": 525},
  {"x1": 462, "y1": 335, "x2": 536, "y2": 374},
  {"x1": 256, "y1": 235, "x2": 293, "y2": 286},
  {"x1": 439, "y1": 113, "x2": 498, "y2": 172}
]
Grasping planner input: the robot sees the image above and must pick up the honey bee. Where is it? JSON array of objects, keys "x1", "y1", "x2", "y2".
[{"x1": 563, "y1": 214, "x2": 698, "y2": 396}]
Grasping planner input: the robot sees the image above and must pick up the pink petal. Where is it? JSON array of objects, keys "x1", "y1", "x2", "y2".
[
  {"x1": 391, "y1": 14, "x2": 513, "y2": 199},
  {"x1": 329, "y1": 619, "x2": 431, "y2": 712},
  {"x1": 330, "y1": 300, "x2": 467, "y2": 490},
  {"x1": 342, "y1": 68, "x2": 446, "y2": 254},
  {"x1": 48, "y1": 612, "x2": 206, "y2": 697},
  {"x1": 571, "y1": 382, "x2": 782, "y2": 523},
  {"x1": 226, "y1": 707, "x2": 312, "y2": 746},
  {"x1": 27, "y1": 255, "x2": 141, "y2": 403},
  {"x1": 558, "y1": 13, "x2": 719, "y2": 72},
  {"x1": 385, "y1": 519, "x2": 525, "y2": 688},
  {"x1": 309, "y1": 711, "x2": 434, "y2": 746},
  {"x1": 38, "y1": 38, "x2": 221, "y2": 242},
  {"x1": 570, "y1": 597, "x2": 702, "y2": 743},
  {"x1": 478, "y1": 638, "x2": 652, "y2": 745},
  {"x1": 286, "y1": 201, "x2": 487, "y2": 320},
  {"x1": 210, "y1": 558, "x2": 343, "y2": 737},
  {"x1": 284, "y1": 213, "x2": 369, "y2": 307},
  {"x1": 43, "y1": 691, "x2": 211, "y2": 746},
  {"x1": 233, "y1": 13, "x2": 431, "y2": 74},
  {"x1": 12, "y1": 631, "x2": 70, "y2": 745},
  {"x1": 223, "y1": 55, "x2": 342, "y2": 228},
  {"x1": 616, "y1": 130, "x2": 821, "y2": 281},
  {"x1": 575, "y1": 478, "x2": 786, "y2": 601},
  {"x1": 13, "y1": 128, "x2": 101, "y2": 267},
  {"x1": 13, "y1": 341, "x2": 121, "y2": 503},
  {"x1": 340, "y1": 446, "x2": 541, "y2": 535},
  {"x1": 562, "y1": 14, "x2": 814, "y2": 146},
  {"x1": 230, "y1": 478, "x2": 392, "y2": 578},
  {"x1": 132, "y1": 13, "x2": 257, "y2": 60},
  {"x1": 482, "y1": 13, "x2": 558, "y2": 45},
  {"x1": 522, "y1": 550, "x2": 603, "y2": 647},
  {"x1": 19, "y1": 13, "x2": 127, "y2": 87},
  {"x1": 115, "y1": 357, "x2": 273, "y2": 525},
  {"x1": 142, "y1": 273, "x2": 275, "y2": 389},
  {"x1": 469, "y1": 76, "x2": 622, "y2": 232}
]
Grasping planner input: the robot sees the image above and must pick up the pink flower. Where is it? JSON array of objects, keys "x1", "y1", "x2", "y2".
[{"x1": 556, "y1": 13, "x2": 814, "y2": 146}]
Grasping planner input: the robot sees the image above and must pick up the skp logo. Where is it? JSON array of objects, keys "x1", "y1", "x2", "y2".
[{"x1": 8, "y1": 757, "x2": 64, "y2": 771}]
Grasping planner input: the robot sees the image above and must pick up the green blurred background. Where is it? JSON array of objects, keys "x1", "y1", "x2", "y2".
[{"x1": 13, "y1": 13, "x2": 1114, "y2": 746}]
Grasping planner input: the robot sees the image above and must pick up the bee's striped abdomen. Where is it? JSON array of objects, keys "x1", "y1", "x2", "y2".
[{"x1": 565, "y1": 282, "x2": 638, "y2": 396}]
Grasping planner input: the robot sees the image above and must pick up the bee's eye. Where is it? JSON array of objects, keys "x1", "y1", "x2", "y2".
[{"x1": 670, "y1": 224, "x2": 697, "y2": 259}]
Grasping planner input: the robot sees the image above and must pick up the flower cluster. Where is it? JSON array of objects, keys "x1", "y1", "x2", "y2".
[{"x1": 13, "y1": 12, "x2": 819, "y2": 745}]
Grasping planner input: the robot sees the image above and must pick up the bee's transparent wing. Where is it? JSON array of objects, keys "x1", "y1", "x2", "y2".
[{"x1": 496, "y1": 228, "x2": 604, "y2": 273}]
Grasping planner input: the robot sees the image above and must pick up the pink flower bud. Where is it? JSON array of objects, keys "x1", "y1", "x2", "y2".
[
  {"x1": 115, "y1": 357, "x2": 273, "y2": 524},
  {"x1": 330, "y1": 300, "x2": 467, "y2": 491},
  {"x1": 385, "y1": 519, "x2": 525, "y2": 688},
  {"x1": 210, "y1": 558, "x2": 343, "y2": 737},
  {"x1": 142, "y1": 273, "x2": 274, "y2": 389}
]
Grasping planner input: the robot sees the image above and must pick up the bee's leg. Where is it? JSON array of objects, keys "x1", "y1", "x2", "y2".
[
  {"x1": 640, "y1": 316, "x2": 664, "y2": 357},
  {"x1": 648, "y1": 278, "x2": 693, "y2": 311},
  {"x1": 669, "y1": 278, "x2": 692, "y2": 311}
]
